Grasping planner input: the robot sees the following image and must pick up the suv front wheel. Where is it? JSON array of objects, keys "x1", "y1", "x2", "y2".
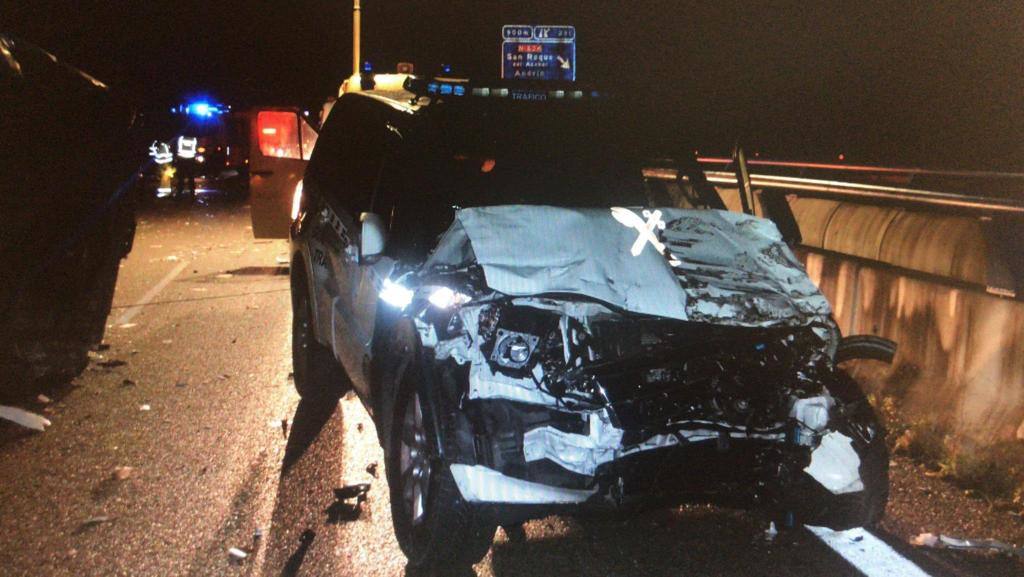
[{"x1": 387, "y1": 368, "x2": 496, "y2": 570}]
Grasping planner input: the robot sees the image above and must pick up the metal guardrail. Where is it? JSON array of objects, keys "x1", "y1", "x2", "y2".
[
  {"x1": 643, "y1": 167, "x2": 1024, "y2": 215},
  {"x1": 694, "y1": 157, "x2": 1024, "y2": 180}
]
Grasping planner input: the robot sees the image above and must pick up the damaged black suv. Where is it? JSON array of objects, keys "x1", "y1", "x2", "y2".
[{"x1": 288, "y1": 79, "x2": 889, "y2": 571}]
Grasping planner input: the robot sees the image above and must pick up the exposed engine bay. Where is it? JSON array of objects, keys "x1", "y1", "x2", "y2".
[{"x1": 385, "y1": 206, "x2": 880, "y2": 518}]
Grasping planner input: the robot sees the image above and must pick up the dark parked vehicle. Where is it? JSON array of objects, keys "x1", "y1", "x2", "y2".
[
  {"x1": 0, "y1": 35, "x2": 137, "y2": 386},
  {"x1": 288, "y1": 78, "x2": 889, "y2": 571}
]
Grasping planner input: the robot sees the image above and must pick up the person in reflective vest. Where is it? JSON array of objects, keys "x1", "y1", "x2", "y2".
[{"x1": 175, "y1": 136, "x2": 198, "y2": 199}]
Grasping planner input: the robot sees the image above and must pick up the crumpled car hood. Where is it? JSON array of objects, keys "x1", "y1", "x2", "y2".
[{"x1": 424, "y1": 205, "x2": 831, "y2": 327}]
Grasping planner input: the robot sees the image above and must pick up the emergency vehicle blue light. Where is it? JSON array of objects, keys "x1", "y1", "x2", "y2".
[
  {"x1": 441, "y1": 63, "x2": 452, "y2": 74},
  {"x1": 439, "y1": 84, "x2": 453, "y2": 95},
  {"x1": 190, "y1": 102, "x2": 212, "y2": 116},
  {"x1": 182, "y1": 101, "x2": 222, "y2": 118},
  {"x1": 362, "y1": 60, "x2": 373, "y2": 72},
  {"x1": 427, "y1": 82, "x2": 439, "y2": 94},
  {"x1": 453, "y1": 85, "x2": 466, "y2": 96}
]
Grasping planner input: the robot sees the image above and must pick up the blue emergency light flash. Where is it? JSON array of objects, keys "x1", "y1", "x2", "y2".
[{"x1": 174, "y1": 100, "x2": 224, "y2": 118}]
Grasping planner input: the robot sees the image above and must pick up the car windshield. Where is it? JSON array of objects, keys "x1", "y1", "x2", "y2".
[
  {"x1": 385, "y1": 98, "x2": 650, "y2": 260},
  {"x1": 422, "y1": 99, "x2": 648, "y2": 208}
]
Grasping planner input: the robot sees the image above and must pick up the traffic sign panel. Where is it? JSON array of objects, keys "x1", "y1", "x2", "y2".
[{"x1": 501, "y1": 25, "x2": 576, "y2": 81}]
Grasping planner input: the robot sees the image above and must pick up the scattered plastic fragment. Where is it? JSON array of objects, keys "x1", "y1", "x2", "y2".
[
  {"x1": 0, "y1": 405, "x2": 52, "y2": 431},
  {"x1": 764, "y1": 521, "x2": 778, "y2": 542},
  {"x1": 76, "y1": 516, "x2": 113, "y2": 532},
  {"x1": 139, "y1": 404, "x2": 151, "y2": 411},
  {"x1": 275, "y1": 255, "x2": 289, "y2": 264},
  {"x1": 356, "y1": 422, "x2": 364, "y2": 433},
  {"x1": 335, "y1": 483, "x2": 371, "y2": 503},
  {"x1": 216, "y1": 273, "x2": 233, "y2": 279},
  {"x1": 37, "y1": 394, "x2": 52, "y2": 404},
  {"x1": 118, "y1": 323, "x2": 137, "y2": 329},
  {"x1": 164, "y1": 255, "x2": 180, "y2": 262},
  {"x1": 112, "y1": 466, "x2": 133, "y2": 480},
  {"x1": 910, "y1": 532, "x2": 1023, "y2": 557},
  {"x1": 910, "y1": 532, "x2": 939, "y2": 547},
  {"x1": 87, "y1": 350, "x2": 104, "y2": 361},
  {"x1": 327, "y1": 484, "x2": 371, "y2": 523},
  {"x1": 228, "y1": 547, "x2": 248, "y2": 563}
]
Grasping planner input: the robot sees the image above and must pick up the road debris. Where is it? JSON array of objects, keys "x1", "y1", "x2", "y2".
[
  {"x1": 216, "y1": 273, "x2": 233, "y2": 279},
  {"x1": 118, "y1": 323, "x2": 137, "y2": 329},
  {"x1": 87, "y1": 350, "x2": 104, "y2": 361},
  {"x1": 281, "y1": 418, "x2": 289, "y2": 438},
  {"x1": 74, "y1": 516, "x2": 113, "y2": 533},
  {"x1": 327, "y1": 484, "x2": 371, "y2": 523},
  {"x1": 227, "y1": 547, "x2": 248, "y2": 564},
  {"x1": 356, "y1": 422, "x2": 363, "y2": 433},
  {"x1": 98, "y1": 359, "x2": 127, "y2": 369},
  {"x1": 275, "y1": 254, "x2": 289, "y2": 264},
  {"x1": 335, "y1": 483, "x2": 370, "y2": 503},
  {"x1": 0, "y1": 405, "x2": 52, "y2": 431},
  {"x1": 366, "y1": 462, "x2": 378, "y2": 478},
  {"x1": 164, "y1": 255, "x2": 180, "y2": 262},
  {"x1": 112, "y1": 466, "x2": 133, "y2": 480},
  {"x1": 36, "y1": 394, "x2": 52, "y2": 404},
  {"x1": 910, "y1": 532, "x2": 1024, "y2": 557},
  {"x1": 910, "y1": 532, "x2": 939, "y2": 547},
  {"x1": 121, "y1": 379, "x2": 136, "y2": 387},
  {"x1": 764, "y1": 521, "x2": 778, "y2": 542},
  {"x1": 139, "y1": 404, "x2": 151, "y2": 411}
]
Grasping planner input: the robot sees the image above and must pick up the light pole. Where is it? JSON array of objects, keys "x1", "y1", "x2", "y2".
[{"x1": 352, "y1": 0, "x2": 361, "y2": 77}]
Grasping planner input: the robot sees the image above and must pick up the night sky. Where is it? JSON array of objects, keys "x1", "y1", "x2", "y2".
[{"x1": 4, "y1": 1, "x2": 1023, "y2": 170}]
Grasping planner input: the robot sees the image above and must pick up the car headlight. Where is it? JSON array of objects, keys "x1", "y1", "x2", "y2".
[
  {"x1": 380, "y1": 278, "x2": 414, "y2": 310},
  {"x1": 426, "y1": 286, "x2": 472, "y2": 309}
]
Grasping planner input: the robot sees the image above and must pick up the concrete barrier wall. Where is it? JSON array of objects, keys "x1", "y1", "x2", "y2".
[{"x1": 800, "y1": 248, "x2": 1024, "y2": 443}]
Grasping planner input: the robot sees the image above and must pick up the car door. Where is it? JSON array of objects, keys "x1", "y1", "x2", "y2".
[
  {"x1": 248, "y1": 108, "x2": 318, "y2": 238},
  {"x1": 303, "y1": 96, "x2": 387, "y2": 397}
]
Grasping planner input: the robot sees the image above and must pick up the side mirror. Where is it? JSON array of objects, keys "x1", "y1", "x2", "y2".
[{"x1": 360, "y1": 212, "x2": 386, "y2": 261}]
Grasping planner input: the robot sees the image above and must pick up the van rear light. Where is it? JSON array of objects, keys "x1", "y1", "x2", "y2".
[{"x1": 257, "y1": 111, "x2": 300, "y2": 159}]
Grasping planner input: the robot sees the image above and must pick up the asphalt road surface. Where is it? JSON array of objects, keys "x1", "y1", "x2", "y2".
[{"x1": 0, "y1": 198, "x2": 1021, "y2": 577}]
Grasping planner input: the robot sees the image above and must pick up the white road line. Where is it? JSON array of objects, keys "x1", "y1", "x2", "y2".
[
  {"x1": 807, "y1": 525, "x2": 933, "y2": 577},
  {"x1": 114, "y1": 260, "x2": 189, "y2": 326}
]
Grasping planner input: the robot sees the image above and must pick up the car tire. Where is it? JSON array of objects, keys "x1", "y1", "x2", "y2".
[
  {"x1": 291, "y1": 269, "x2": 349, "y2": 399},
  {"x1": 387, "y1": 364, "x2": 496, "y2": 570}
]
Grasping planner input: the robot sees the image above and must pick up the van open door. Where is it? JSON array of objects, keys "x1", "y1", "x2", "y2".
[{"x1": 248, "y1": 108, "x2": 318, "y2": 238}]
